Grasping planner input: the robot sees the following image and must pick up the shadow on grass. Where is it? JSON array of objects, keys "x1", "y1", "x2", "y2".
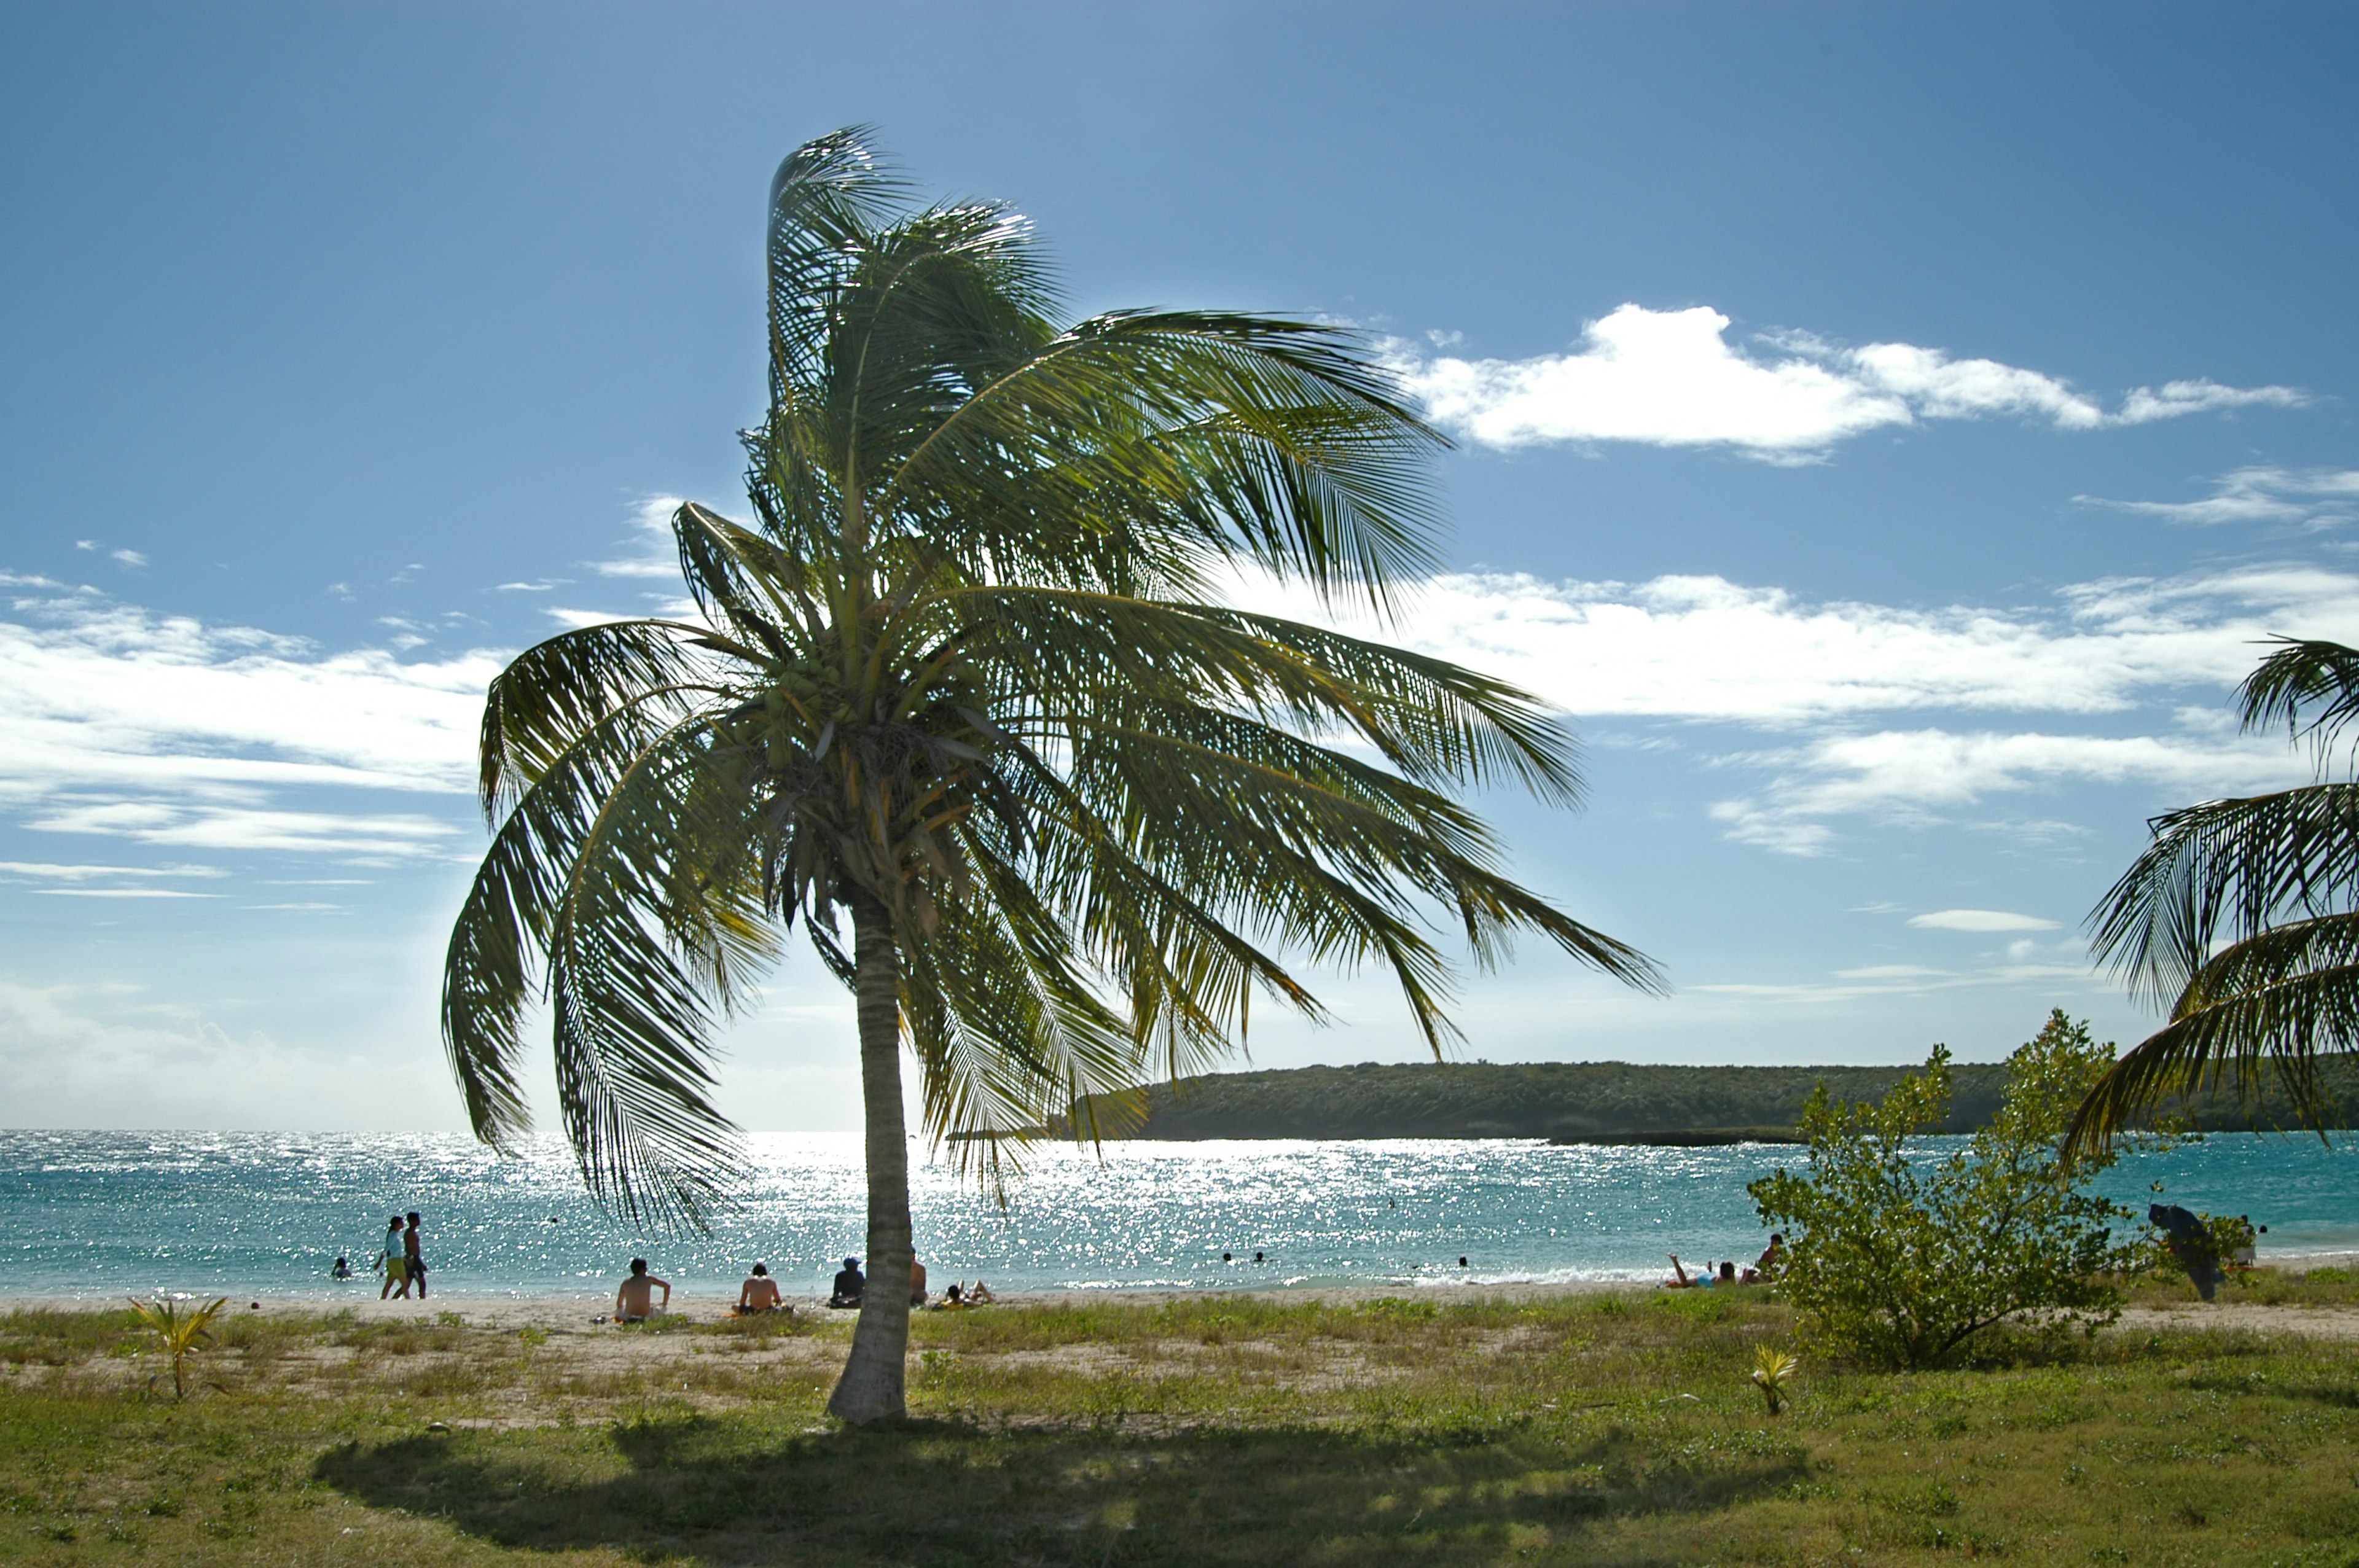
[{"x1": 318, "y1": 1415, "x2": 1806, "y2": 1566}]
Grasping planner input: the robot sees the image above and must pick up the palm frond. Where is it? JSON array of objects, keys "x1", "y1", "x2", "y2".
[
  {"x1": 765, "y1": 126, "x2": 912, "y2": 408},
  {"x1": 478, "y1": 620, "x2": 720, "y2": 821},
  {"x1": 869, "y1": 311, "x2": 1446, "y2": 608},
  {"x1": 941, "y1": 587, "x2": 1581, "y2": 803},
  {"x1": 544, "y1": 718, "x2": 769, "y2": 1229},
  {"x1": 445, "y1": 699, "x2": 703, "y2": 1149},
  {"x1": 2239, "y1": 637, "x2": 2359, "y2": 762},
  {"x1": 2067, "y1": 913, "x2": 2359, "y2": 1153},
  {"x1": 2085, "y1": 782, "x2": 2359, "y2": 1005}
]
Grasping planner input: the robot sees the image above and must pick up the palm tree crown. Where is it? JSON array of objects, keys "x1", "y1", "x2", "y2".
[
  {"x1": 442, "y1": 128, "x2": 1659, "y2": 1421},
  {"x1": 2072, "y1": 637, "x2": 2359, "y2": 1151}
]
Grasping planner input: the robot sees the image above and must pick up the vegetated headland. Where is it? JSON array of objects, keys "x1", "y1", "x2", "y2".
[{"x1": 1055, "y1": 1058, "x2": 2359, "y2": 1143}]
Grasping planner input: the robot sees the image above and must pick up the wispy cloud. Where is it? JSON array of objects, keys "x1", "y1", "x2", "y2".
[
  {"x1": 37, "y1": 887, "x2": 221, "y2": 899},
  {"x1": 1908, "y1": 909, "x2": 2060, "y2": 932},
  {"x1": 1389, "y1": 305, "x2": 2303, "y2": 460},
  {"x1": 2076, "y1": 466, "x2": 2359, "y2": 529},
  {"x1": 1232, "y1": 560, "x2": 2359, "y2": 856},
  {"x1": 1230, "y1": 563, "x2": 2359, "y2": 724},
  {"x1": 1708, "y1": 727, "x2": 2310, "y2": 856},
  {"x1": 0, "y1": 585, "x2": 494, "y2": 857},
  {"x1": 589, "y1": 496, "x2": 690, "y2": 579},
  {"x1": 1691, "y1": 959, "x2": 2096, "y2": 1005},
  {"x1": 27, "y1": 802, "x2": 461, "y2": 857},
  {"x1": 0, "y1": 861, "x2": 225, "y2": 882}
]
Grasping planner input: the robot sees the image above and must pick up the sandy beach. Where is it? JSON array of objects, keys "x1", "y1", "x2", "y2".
[{"x1": 13, "y1": 1253, "x2": 2359, "y2": 1337}]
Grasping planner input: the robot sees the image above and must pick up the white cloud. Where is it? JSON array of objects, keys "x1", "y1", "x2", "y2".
[
  {"x1": 1232, "y1": 563, "x2": 2359, "y2": 723},
  {"x1": 111, "y1": 548, "x2": 147, "y2": 568},
  {"x1": 1909, "y1": 909, "x2": 2060, "y2": 932},
  {"x1": 1390, "y1": 304, "x2": 2302, "y2": 459},
  {"x1": 1230, "y1": 560, "x2": 2359, "y2": 857},
  {"x1": 0, "y1": 861, "x2": 225, "y2": 881},
  {"x1": 37, "y1": 887, "x2": 221, "y2": 899},
  {"x1": 1708, "y1": 727, "x2": 2312, "y2": 856},
  {"x1": 28, "y1": 802, "x2": 460, "y2": 858},
  {"x1": 2116, "y1": 381, "x2": 2308, "y2": 423},
  {"x1": 2076, "y1": 466, "x2": 2359, "y2": 529},
  {"x1": 590, "y1": 496, "x2": 690, "y2": 579},
  {"x1": 0, "y1": 586, "x2": 496, "y2": 857},
  {"x1": 1692, "y1": 959, "x2": 2100, "y2": 1005}
]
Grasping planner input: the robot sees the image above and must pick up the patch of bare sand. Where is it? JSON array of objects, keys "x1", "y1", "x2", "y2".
[
  {"x1": 2114, "y1": 1303, "x2": 2359, "y2": 1341},
  {"x1": 5, "y1": 1279, "x2": 1626, "y2": 1332}
]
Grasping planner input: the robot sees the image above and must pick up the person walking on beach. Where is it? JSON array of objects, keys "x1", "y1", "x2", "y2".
[
  {"x1": 403, "y1": 1212, "x2": 427, "y2": 1300},
  {"x1": 378, "y1": 1216, "x2": 409, "y2": 1300}
]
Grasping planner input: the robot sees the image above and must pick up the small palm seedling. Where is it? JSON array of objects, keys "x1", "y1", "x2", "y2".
[
  {"x1": 128, "y1": 1295, "x2": 228, "y2": 1401},
  {"x1": 1750, "y1": 1343, "x2": 1799, "y2": 1417}
]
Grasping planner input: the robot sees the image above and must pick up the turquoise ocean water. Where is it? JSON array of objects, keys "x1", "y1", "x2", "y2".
[{"x1": 4, "y1": 1131, "x2": 2353, "y2": 1302}]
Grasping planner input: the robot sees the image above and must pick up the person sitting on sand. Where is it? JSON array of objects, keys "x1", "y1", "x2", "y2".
[
  {"x1": 1662, "y1": 1253, "x2": 1698, "y2": 1288},
  {"x1": 379, "y1": 1216, "x2": 410, "y2": 1300},
  {"x1": 1746, "y1": 1233, "x2": 1785, "y2": 1284},
  {"x1": 615, "y1": 1258, "x2": 671, "y2": 1324},
  {"x1": 735, "y1": 1262, "x2": 782, "y2": 1315},
  {"x1": 829, "y1": 1257, "x2": 864, "y2": 1309},
  {"x1": 910, "y1": 1256, "x2": 928, "y2": 1308}
]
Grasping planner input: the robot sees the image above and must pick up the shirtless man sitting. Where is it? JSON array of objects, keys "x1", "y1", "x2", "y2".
[
  {"x1": 615, "y1": 1258, "x2": 671, "y2": 1323},
  {"x1": 735, "y1": 1262, "x2": 783, "y2": 1315}
]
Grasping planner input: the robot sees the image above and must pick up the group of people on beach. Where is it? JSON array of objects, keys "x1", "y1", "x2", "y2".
[
  {"x1": 329, "y1": 1212, "x2": 428, "y2": 1299},
  {"x1": 825, "y1": 1254, "x2": 994, "y2": 1311},
  {"x1": 1664, "y1": 1234, "x2": 1782, "y2": 1290},
  {"x1": 590, "y1": 1253, "x2": 998, "y2": 1326}
]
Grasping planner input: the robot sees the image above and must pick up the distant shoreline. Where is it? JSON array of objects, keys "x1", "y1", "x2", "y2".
[{"x1": 1060, "y1": 1059, "x2": 2359, "y2": 1143}]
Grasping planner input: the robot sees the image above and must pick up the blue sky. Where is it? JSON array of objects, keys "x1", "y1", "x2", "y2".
[{"x1": 6, "y1": 2, "x2": 2359, "y2": 1131}]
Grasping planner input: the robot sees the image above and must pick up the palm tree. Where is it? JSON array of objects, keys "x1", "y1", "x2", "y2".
[
  {"x1": 441, "y1": 127, "x2": 1661, "y2": 1424},
  {"x1": 2071, "y1": 637, "x2": 2359, "y2": 1152}
]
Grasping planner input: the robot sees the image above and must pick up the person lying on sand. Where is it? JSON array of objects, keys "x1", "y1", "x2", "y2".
[
  {"x1": 1662, "y1": 1254, "x2": 1698, "y2": 1288},
  {"x1": 966, "y1": 1281, "x2": 996, "y2": 1303},
  {"x1": 735, "y1": 1262, "x2": 782, "y2": 1315},
  {"x1": 615, "y1": 1258, "x2": 671, "y2": 1323}
]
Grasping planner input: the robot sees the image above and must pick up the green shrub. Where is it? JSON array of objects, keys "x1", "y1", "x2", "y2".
[{"x1": 1750, "y1": 1011, "x2": 2158, "y2": 1368}]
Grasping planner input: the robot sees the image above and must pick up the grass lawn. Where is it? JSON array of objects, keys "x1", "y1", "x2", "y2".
[{"x1": 3, "y1": 1273, "x2": 2357, "y2": 1565}]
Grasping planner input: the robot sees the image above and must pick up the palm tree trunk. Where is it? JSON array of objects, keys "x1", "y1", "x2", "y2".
[{"x1": 827, "y1": 894, "x2": 913, "y2": 1424}]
